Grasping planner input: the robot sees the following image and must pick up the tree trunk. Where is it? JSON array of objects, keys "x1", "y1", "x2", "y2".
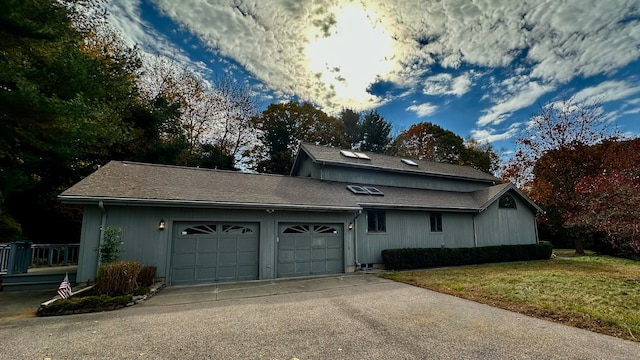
[{"x1": 574, "y1": 237, "x2": 585, "y2": 254}]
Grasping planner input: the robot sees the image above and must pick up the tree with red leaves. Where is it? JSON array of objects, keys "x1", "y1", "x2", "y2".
[
  {"x1": 565, "y1": 139, "x2": 640, "y2": 255},
  {"x1": 502, "y1": 98, "x2": 618, "y2": 253}
]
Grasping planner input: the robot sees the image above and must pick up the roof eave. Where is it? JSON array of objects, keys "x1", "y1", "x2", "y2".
[
  {"x1": 58, "y1": 195, "x2": 360, "y2": 212},
  {"x1": 315, "y1": 159, "x2": 498, "y2": 183},
  {"x1": 357, "y1": 202, "x2": 478, "y2": 212}
]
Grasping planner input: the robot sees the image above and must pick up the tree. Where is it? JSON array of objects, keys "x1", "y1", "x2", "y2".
[
  {"x1": 391, "y1": 123, "x2": 498, "y2": 173},
  {"x1": 360, "y1": 110, "x2": 392, "y2": 153},
  {"x1": 565, "y1": 139, "x2": 640, "y2": 255},
  {"x1": 502, "y1": 98, "x2": 618, "y2": 253},
  {"x1": 0, "y1": 0, "x2": 143, "y2": 242},
  {"x1": 139, "y1": 58, "x2": 257, "y2": 169},
  {"x1": 251, "y1": 101, "x2": 347, "y2": 174},
  {"x1": 339, "y1": 108, "x2": 363, "y2": 149}
]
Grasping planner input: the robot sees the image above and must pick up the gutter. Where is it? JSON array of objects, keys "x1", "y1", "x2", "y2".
[{"x1": 59, "y1": 196, "x2": 360, "y2": 212}]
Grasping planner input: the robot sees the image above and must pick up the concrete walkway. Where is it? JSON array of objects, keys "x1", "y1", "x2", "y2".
[{"x1": 0, "y1": 273, "x2": 638, "y2": 359}]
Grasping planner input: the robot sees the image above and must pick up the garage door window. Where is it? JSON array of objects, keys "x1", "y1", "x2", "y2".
[
  {"x1": 222, "y1": 225, "x2": 254, "y2": 234},
  {"x1": 182, "y1": 224, "x2": 217, "y2": 235},
  {"x1": 282, "y1": 225, "x2": 338, "y2": 234}
]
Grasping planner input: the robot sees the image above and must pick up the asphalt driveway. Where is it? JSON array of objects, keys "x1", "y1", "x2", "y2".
[{"x1": 0, "y1": 274, "x2": 638, "y2": 359}]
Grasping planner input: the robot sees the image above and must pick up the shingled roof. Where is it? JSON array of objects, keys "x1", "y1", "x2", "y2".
[
  {"x1": 294, "y1": 143, "x2": 500, "y2": 183},
  {"x1": 59, "y1": 161, "x2": 517, "y2": 212}
]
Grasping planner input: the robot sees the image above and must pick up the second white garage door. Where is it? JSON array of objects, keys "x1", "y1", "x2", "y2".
[{"x1": 277, "y1": 223, "x2": 343, "y2": 278}]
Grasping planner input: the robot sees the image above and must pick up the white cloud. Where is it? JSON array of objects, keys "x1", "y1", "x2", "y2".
[
  {"x1": 106, "y1": 0, "x2": 640, "y2": 116},
  {"x1": 471, "y1": 123, "x2": 521, "y2": 144},
  {"x1": 422, "y1": 73, "x2": 472, "y2": 97},
  {"x1": 572, "y1": 80, "x2": 640, "y2": 105},
  {"x1": 477, "y1": 78, "x2": 554, "y2": 126},
  {"x1": 406, "y1": 103, "x2": 438, "y2": 117}
]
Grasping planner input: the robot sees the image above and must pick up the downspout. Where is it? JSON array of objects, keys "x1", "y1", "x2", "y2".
[
  {"x1": 98, "y1": 200, "x2": 107, "y2": 266},
  {"x1": 351, "y1": 209, "x2": 363, "y2": 269},
  {"x1": 472, "y1": 212, "x2": 478, "y2": 248}
]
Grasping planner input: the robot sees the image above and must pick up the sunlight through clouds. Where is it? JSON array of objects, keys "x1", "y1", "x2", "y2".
[{"x1": 305, "y1": 3, "x2": 396, "y2": 110}]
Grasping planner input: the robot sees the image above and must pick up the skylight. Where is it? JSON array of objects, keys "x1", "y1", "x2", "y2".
[
  {"x1": 347, "y1": 184, "x2": 384, "y2": 196},
  {"x1": 340, "y1": 150, "x2": 358, "y2": 158},
  {"x1": 363, "y1": 186, "x2": 384, "y2": 196},
  {"x1": 354, "y1": 152, "x2": 370, "y2": 160},
  {"x1": 340, "y1": 150, "x2": 371, "y2": 160},
  {"x1": 401, "y1": 158, "x2": 418, "y2": 166},
  {"x1": 347, "y1": 185, "x2": 369, "y2": 194}
]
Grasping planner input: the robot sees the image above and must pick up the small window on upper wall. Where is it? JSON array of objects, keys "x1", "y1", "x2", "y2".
[
  {"x1": 430, "y1": 213, "x2": 443, "y2": 232},
  {"x1": 499, "y1": 195, "x2": 517, "y2": 209},
  {"x1": 367, "y1": 211, "x2": 386, "y2": 233}
]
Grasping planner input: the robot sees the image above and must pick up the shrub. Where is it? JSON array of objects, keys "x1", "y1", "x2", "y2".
[
  {"x1": 0, "y1": 211, "x2": 23, "y2": 242},
  {"x1": 37, "y1": 294, "x2": 133, "y2": 316},
  {"x1": 381, "y1": 243, "x2": 553, "y2": 270},
  {"x1": 98, "y1": 226, "x2": 124, "y2": 264},
  {"x1": 95, "y1": 261, "x2": 142, "y2": 296},
  {"x1": 137, "y1": 265, "x2": 157, "y2": 287}
]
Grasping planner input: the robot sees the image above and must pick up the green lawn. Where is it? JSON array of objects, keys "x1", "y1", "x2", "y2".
[{"x1": 380, "y1": 250, "x2": 640, "y2": 342}]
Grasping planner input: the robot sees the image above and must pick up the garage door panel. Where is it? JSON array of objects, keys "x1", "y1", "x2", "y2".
[
  {"x1": 278, "y1": 223, "x2": 343, "y2": 278},
  {"x1": 172, "y1": 268, "x2": 195, "y2": 283},
  {"x1": 197, "y1": 238, "x2": 218, "y2": 252},
  {"x1": 238, "y1": 237, "x2": 258, "y2": 250},
  {"x1": 311, "y1": 248, "x2": 326, "y2": 260},
  {"x1": 196, "y1": 253, "x2": 218, "y2": 266},
  {"x1": 325, "y1": 260, "x2": 342, "y2": 273},
  {"x1": 326, "y1": 248, "x2": 342, "y2": 259},
  {"x1": 196, "y1": 267, "x2": 217, "y2": 281},
  {"x1": 173, "y1": 253, "x2": 196, "y2": 266},
  {"x1": 172, "y1": 222, "x2": 259, "y2": 284},
  {"x1": 174, "y1": 238, "x2": 197, "y2": 253},
  {"x1": 295, "y1": 249, "x2": 311, "y2": 261},
  {"x1": 238, "y1": 251, "x2": 258, "y2": 265}
]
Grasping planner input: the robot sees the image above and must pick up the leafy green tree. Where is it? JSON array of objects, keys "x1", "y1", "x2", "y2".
[
  {"x1": 251, "y1": 101, "x2": 347, "y2": 174},
  {"x1": 360, "y1": 110, "x2": 392, "y2": 153}
]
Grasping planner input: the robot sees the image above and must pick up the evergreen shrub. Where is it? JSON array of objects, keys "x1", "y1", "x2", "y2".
[{"x1": 381, "y1": 243, "x2": 553, "y2": 270}]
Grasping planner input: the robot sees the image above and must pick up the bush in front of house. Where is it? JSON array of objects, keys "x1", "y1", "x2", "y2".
[
  {"x1": 136, "y1": 265, "x2": 157, "y2": 287},
  {"x1": 381, "y1": 243, "x2": 553, "y2": 270},
  {"x1": 95, "y1": 261, "x2": 142, "y2": 296},
  {"x1": 37, "y1": 294, "x2": 133, "y2": 316}
]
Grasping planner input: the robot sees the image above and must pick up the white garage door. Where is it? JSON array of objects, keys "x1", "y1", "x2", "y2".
[
  {"x1": 171, "y1": 223, "x2": 259, "y2": 285},
  {"x1": 277, "y1": 223, "x2": 343, "y2": 278}
]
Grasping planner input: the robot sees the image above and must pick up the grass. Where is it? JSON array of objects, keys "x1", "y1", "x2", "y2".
[{"x1": 380, "y1": 249, "x2": 640, "y2": 342}]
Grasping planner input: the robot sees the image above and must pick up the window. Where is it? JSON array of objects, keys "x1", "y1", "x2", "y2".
[
  {"x1": 367, "y1": 211, "x2": 386, "y2": 233},
  {"x1": 181, "y1": 224, "x2": 217, "y2": 235},
  {"x1": 430, "y1": 213, "x2": 443, "y2": 232},
  {"x1": 499, "y1": 195, "x2": 517, "y2": 209}
]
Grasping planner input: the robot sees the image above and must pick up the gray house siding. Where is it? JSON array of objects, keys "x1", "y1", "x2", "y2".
[
  {"x1": 355, "y1": 210, "x2": 475, "y2": 264},
  {"x1": 316, "y1": 164, "x2": 490, "y2": 192},
  {"x1": 75, "y1": 204, "x2": 354, "y2": 284},
  {"x1": 475, "y1": 194, "x2": 539, "y2": 247}
]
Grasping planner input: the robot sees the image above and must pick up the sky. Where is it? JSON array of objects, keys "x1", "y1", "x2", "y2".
[{"x1": 102, "y1": 0, "x2": 640, "y2": 154}]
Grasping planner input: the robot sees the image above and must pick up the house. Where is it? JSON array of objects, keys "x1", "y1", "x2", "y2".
[{"x1": 59, "y1": 143, "x2": 542, "y2": 285}]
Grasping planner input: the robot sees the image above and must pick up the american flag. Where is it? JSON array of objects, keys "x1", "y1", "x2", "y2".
[{"x1": 57, "y1": 273, "x2": 72, "y2": 299}]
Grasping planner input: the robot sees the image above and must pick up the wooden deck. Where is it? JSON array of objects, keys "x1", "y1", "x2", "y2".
[{"x1": 0, "y1": 266, "x2": 78, "y2": 292}]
